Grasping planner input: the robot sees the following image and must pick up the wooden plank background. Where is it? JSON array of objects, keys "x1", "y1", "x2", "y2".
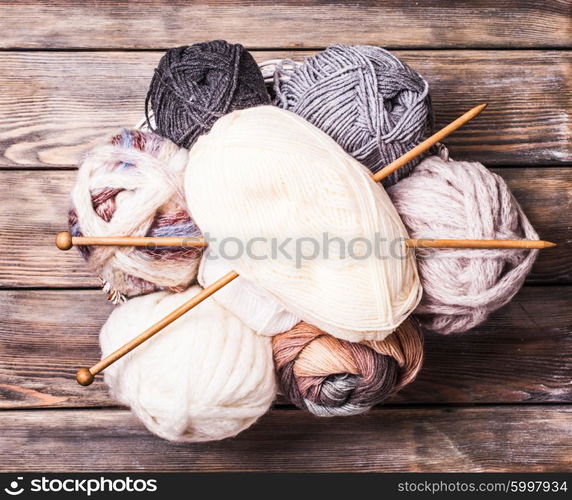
[
  {"x1": 1, "y1": 50, "x2": 570, "y2": 169},
  {"x1": 2, "y1": 407, "x2": 571, "y2": 472},
  {"x1": 2, "y1": 287, "x2": 570, "y2": 409},
  {"x1": 1, "y1": 0, "x2": 570, "y2": 49},
  {"x1": 0, "y1": 0, "x2": 570, "y2": 472}
]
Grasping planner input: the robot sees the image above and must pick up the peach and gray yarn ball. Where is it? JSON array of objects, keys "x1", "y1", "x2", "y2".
[{"x1": 273, "y1": 318, "x2": 423, "y2": 416}]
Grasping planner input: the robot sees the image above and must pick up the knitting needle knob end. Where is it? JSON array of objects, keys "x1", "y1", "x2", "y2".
[
  {"x1": 76, "y1": 368, "x2": 95, "y2": 386},
  {"x1": 56, "y1": 232, "x2": 73, "y2": 251}
]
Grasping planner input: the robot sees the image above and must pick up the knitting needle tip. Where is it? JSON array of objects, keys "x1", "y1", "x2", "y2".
[
  {"x1": 407, "y1": 238, "x2": 555, "y2": 249},
  {"x1": 55, "y1": 231, "x2": 73, "y2": 251}
]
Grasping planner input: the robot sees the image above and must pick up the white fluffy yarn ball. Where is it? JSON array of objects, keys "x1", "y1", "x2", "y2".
[
  {"x1": 198, "y1": 249, "x2": 300, "y2": 335},
  {"x1": 100, "y1": 286, "x2": 277, "y2": 442},
  {"x1": 185, "y1": 106, "x2": 422, "y2": 342}
]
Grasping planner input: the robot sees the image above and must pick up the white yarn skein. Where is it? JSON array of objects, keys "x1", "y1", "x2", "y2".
[
  {"x1": 185, "y1": 106, "x2": 422, "y2": 342},
  {"x1": 100, "y1": 286, "x2": 277, "y2": 442},
  {"x1": 198, "y1": 249, "x2": 301, "y2": 335}
]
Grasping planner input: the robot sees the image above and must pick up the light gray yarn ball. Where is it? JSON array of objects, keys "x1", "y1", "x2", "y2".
[{"x1": 274, "y1": 45, "x2": 434, "y2": 186}]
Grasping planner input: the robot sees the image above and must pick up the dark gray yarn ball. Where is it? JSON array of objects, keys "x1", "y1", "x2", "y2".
[
  {"x1": 146, "y1": 40, "x2": 270, "y2": 149},
  {"x1": 274, "y1": 45, "x2": 434, "y2": 186}
]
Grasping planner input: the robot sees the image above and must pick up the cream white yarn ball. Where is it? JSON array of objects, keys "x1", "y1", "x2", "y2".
[
  {"x1": 198, "y1": 249, "x2": 300, "y2": 335},
  {"x1": 185, "y1": 106, "x2": 422, "y2": 342},
  {"x1": 100, "y1": 286, "x2": 277, "y2": 442}
]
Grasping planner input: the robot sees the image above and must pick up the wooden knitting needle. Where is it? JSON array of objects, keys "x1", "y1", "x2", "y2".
[
  {"x1": 55, "y1": 232, "x2": 207, "y2": 251},
  {"x1": 59, "y1": 104, "x2": 552, "y2": 252},
  {"x1": 372, "y1": 103, "x2": 487, "y2": 182},
  {"x1": 75, "y1": 270, "x2": 239, "y2": 386},
  {"x1": 57, "y1": 233, "x2": 555, "y2": 250},
  {"x1": 76, "y1": 237, "x2": 553, "y2": 384},
  {"x1": 409, "y1": 239, "x2": 555, "y2": 249},
  {"x1": 71, "y1": 103, "x2": 518, "y2": 386}
]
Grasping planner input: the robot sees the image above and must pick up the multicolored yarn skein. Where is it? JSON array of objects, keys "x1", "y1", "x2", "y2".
[
  {"x1": 69, "y1": 129, "x2": 203, "y2": 302},
  {"x1": 273, "y1": 318, "x2": 423, "y2": 416},
  {"x1": 185, "y1": 106, "x2": 422, "y2": 342},
  {"x1": 274, "y1": 45, "x2": 433, "y2": 186},
  {"x1": 388, "y1": 155, "x2": 539, "y2": 334},
  {"x1": 100, "y1": 286, "x2": 276, "y2": 442},
  {"x1": 146, "y1": 40, "x2": 270, "y2": 149}
]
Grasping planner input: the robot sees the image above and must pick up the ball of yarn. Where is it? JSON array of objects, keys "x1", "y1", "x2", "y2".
[
  {"x1": 100, "y1": 286, "x2": 277, "y2": 442},
  {"x1": 146, "y1": 40, "x2": 270, "y2": 149},
  {"x1": 273, "y1": 318, "x2": 423, "y2": 416},
  {"x1": 198, "y1": 250, "x2": 300, "y2": 335},
  {"x1": 388, "y1": 155, "x2": 539, "y2": 334},
  {"x1": 185, "y1": 106, "x2": 422, "y2": 342},
  {"x1": 274, "y1": 45, "x2": 433, "y2": 186},
  {"x1": 69, "y1": 129, "x2": 203, "y2": 301}
]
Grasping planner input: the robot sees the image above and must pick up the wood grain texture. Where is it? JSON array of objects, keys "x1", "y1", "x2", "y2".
[
  {"x1": 1, "y1": 407, "x2": 570, "y2": 472},
  {"x1": 0, "y1": 51, "x2": 570, "y2": 168},
  {"x1": 1, "y1": 287, "x2": 570, "y2": 409},
  {"x1": 0, "y1": 167, "x2": 568, "y2": 289},
  {"x1": 0, "y1": 0, "x2": 570, "y2": 477},
  {"x1": 0, "y1": 0, "x2": 570, "y2": 49}
]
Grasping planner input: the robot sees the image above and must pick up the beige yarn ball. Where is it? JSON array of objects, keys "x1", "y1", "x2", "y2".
[
  {"x1": 388, "y1": 155, "x2": 539, "y2": 334},
  {"x1": 185, "y1": 106, "x2": 422, "y2": 342},
  {"x1": 99, "y1": 286, "x2": 277, "y2": 442}
]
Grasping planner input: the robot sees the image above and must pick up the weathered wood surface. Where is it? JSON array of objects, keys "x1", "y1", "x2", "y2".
[
  {"x1": 0, "y1": 0, "x2": 570, "y2": 50},
  {"x1": 0, "y1": 0, "x2": 570, "y2": 474},
  {"x1": 0, "y1": 50, "x2": 570, "y2": 169},
  {"x1": 1, "y1": 407, "x2": 570, "y2": 472},
  {"x1": 0, "y1": 168, "x2": 569, "y2": 290},
  {"x1": 1, "y1": 287, "x2": 570, "y2": 409}
]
